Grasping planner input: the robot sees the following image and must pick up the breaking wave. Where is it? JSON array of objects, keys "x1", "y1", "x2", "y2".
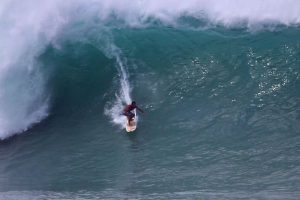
[{"x1": 1, "y1": 0, "x2": 300, "y2": 139}]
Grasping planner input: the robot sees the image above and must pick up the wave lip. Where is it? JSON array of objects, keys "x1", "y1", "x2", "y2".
[{"x1": 87, "y1": 0, "x2": 300, "y2": 29}]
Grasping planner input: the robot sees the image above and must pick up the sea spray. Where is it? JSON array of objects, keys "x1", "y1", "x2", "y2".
[
  {"x1": 0, "y1": 0, "x2": 68, "y2": 139},
  {"x1": 104, "y1": 44, "x2": 134, "y2": 128},
  {"x1": 72, "y1": 0, "x2": 300, "y2": 29}
]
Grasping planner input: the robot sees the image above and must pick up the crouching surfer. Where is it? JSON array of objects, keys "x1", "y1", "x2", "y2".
[{"x1": 123, "y1": 101, "x2": 144, "y2": 126}]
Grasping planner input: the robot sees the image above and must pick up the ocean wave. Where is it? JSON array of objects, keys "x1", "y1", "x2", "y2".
[
  {"x1": 1, "y1": 0, "x2": 300, "y2": 139},
  {"x1": 0, "y1": 0, "x2": 68, "y2": 139}
]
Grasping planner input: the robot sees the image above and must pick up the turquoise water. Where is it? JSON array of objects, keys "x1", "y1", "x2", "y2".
[{"x1": 0, "y1": 1, "x2": 300, "y2": 199}]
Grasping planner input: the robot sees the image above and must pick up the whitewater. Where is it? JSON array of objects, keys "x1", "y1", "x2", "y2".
[{"x1": 0, "y1": 0, "x2": 299, "y2": 199}]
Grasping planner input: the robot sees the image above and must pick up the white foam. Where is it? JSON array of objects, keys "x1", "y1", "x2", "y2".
[
  {"x1": 0, "y1": 0, "x2": 68, "y2": 139},
  {"x1": 84, "y1": 0, "x2": 300, "y2": 28}
]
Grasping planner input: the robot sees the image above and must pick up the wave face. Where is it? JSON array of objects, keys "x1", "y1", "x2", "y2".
[{"x1": 1, "y1": 0, "x2": 300, "y2": 139}]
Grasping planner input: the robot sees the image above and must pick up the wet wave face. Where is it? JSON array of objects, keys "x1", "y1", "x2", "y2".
[
  {"x1": 0, "y1": 0, "x2": 299, "y2": 139},
  {"x1": 0, "y1": 1, "x2": 299, "y2": 199}
]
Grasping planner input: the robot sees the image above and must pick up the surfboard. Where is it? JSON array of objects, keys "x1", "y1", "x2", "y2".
[{"x1": 125, "y1": 109, "x2": 137, "y2": 133}]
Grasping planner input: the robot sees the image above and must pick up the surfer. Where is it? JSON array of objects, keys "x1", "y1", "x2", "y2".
[{"x1": 123, "y1": 101, "x2": 144, "y2": 125}]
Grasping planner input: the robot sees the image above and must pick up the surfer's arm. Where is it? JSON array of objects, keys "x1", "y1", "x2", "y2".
[{"x1": 136, "y1": 106, "x2": 144, "y2": 113}]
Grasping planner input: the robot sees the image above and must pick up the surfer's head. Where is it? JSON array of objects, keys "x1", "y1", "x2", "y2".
[{"x1": 132, "y1": 101, "x2": 136, "y2": 105}]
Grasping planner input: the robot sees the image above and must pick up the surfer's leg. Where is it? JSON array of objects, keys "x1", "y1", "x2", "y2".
[
  {"x1": 123, "y1": 112, "x2": 130, "y2": 125},
  {"x1": 127, "y1": 117, "x2": 131, "y2": 125},
  {"x1": 123, "y1": 112, "x2": 135, "y2": 125},
  {"x1": 129, "y1": 112, "x2": 135, "y2": 120},
  {"x1": 128, "y1": 112, "x2": 135, "y2": 125}
]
